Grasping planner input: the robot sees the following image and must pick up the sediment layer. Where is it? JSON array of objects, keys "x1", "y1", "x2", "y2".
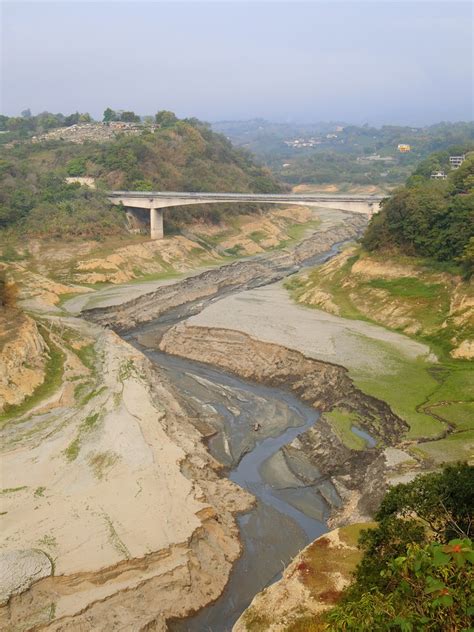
[
  {"x1": 0, "y1": 326, "x2": 253, "y2": 631},
  {"x1": 83, "y1": 217, "x2": 367, "y2": 331},
  {"x1": 159, "y1": 325, "x2": 409, "y2": 525}
]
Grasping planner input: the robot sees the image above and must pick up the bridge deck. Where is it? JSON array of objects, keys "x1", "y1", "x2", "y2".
[{"x1": 108, "y1": 191, "x2": 384, "y2": 202}]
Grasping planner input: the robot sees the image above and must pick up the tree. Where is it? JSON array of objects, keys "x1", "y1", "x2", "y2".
[
  {"x1": 21, "y1": 108, "x2": 32, "y2": 119},
  {"x1": 64, "y1": 112, "x2": 80, "y2": 127},
  {"x1": 326, "y1": 464, "x2": 474, "y2": 630},
  {"x1": 103, "y1": 107, "x2": 117, "y2": 123},
  {"x1": 327, "y1": 538, "x2": 474, "y2": 631},
  {"x1": 362, "y1": 150, "x2": 474, "y2": 264},
  {"x1": 0, "y1": 115, "x2": 8, "y2": 131},
  {"x1": 376, "y1": 462, "x2": 474, "y2": 541},
  {"x1": 66, "y1": 158, "x2": 87, "y2": 177},
  {"x1": 120, "y1": 111, "x2": 140, "y2": 123},
  {"x1": 155, "y1": 110, "x2": 178, "y2": 127}
]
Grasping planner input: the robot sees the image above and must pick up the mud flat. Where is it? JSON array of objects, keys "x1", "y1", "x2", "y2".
[{"x1": 83, "y1": 216, "x2": 367, "y2": 331}]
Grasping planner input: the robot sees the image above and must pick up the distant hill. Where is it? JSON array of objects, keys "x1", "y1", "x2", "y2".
[
  {"x1": 0, "y1": 114, "x2": 283, "y2": 239},
  {"x1": 212, "y1": 119, "x2": 474, "y2": 188},
  {"x1": 363, "y1": 150, "x2": 474, "y2": 272}
]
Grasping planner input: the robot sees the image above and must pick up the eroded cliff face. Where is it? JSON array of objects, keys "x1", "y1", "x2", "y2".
[
  {"x1": 0, "y1": 324, "x2": 253, "y2": 631},
  {"x1": 0, "y1": 311, "x2": 47, "y2": 411},
  {"x1": 83, "y1": 217, "x2": 367, "y2": 331},
  {"x1": 159, "y1": 325, "x2": 409, "y2": 526}
]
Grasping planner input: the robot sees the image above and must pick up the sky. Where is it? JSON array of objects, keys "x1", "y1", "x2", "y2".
[{"x1": 1, "y1": 1, "x2": 472, "y2": 125}]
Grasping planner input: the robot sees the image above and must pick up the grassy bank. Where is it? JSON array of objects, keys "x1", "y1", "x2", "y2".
[{"x1": 285, "y1": 248, "x2": 473, "y2": 457}]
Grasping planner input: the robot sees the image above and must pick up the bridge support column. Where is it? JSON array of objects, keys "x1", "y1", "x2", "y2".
[{"x1": 150, "y1": 207, "x2": 164, "y2": 239}]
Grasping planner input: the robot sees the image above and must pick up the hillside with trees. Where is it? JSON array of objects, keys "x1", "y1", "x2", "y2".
[
  {"x1": 0, "y1": 111, "x2": 282, "y2": 239},
  {"x1": 363, "y1": 151, "x2": 474, "y2": 273},
  {"x1": 213, "y1": 120, "x2": 474, "y2": 189}
]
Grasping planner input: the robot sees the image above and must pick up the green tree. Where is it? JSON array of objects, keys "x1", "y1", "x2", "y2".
[
  {"x1": 327, "y1": 539, "x2": 474, "y2": 631},
  {"x1": 363, "y1": 151, "x2": 474, "y2": 264},
  {"x1": 326, "y1": 464, "x2": 474, "y2": 631},
  {"x1": 103, "y1": 107, "x2": 117, "y2": 123},
  {"x1": 377, "y1": 462, "x2": 474, "y2": 541},
  {"x1": 155, "y1": 110, "x2": 178, "y2": 127},
  {"x1": 120, "y1": 111, "x2": 140, "y2": 123},
  {"x1": 66, "y1": 158, "x2": 87, "y2": 177}
]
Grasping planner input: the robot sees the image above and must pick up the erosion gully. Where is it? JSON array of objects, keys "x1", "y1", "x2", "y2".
[{"x1": 124, "y1": 245, "x2": 347, "y2": 632}]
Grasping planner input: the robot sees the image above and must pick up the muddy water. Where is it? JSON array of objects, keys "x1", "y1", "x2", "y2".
[
  {"x1": 132, "y1": 348, "x2": 328, "y2": 632},
  {"x1": 124, "y1": 246, "x2": 349, "y2": 632}
]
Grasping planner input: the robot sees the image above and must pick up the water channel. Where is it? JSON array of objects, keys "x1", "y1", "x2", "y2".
[{"x1": 124, "y1": 245, "x2": 357, "y2": 631}]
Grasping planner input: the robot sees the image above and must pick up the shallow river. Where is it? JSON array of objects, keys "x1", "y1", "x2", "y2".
[
  {"x1": 125, "y1": 247, "x2": 347, "y2": 631},
  {"x1": 135, "y1": 349, "x2": 328, "y2": 632}
]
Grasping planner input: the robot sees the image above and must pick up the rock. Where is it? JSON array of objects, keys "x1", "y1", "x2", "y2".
[
  {"x1": 0, "y1": 549, "x2": 52, "y2": 605},
  {"x1": 0, "y1": 312, "x2": 47, "y2": 411}
]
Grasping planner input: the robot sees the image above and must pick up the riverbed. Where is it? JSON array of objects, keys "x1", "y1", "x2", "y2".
[
  {"x1": 128, "y1": 346, "x2": 329, "y2": 632},
  {"x1": 83, "y1": 216, "x2": 376, "y2": 630},
  {"x1": 122, "y1": 246, "x2": 352, "y2": 630}
]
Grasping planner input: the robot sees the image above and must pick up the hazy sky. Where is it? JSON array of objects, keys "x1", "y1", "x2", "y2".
[{"x1": 1, "y1": 1, "x2": 472, "y2": 125}]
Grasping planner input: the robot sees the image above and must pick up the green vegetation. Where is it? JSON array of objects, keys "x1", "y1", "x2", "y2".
[
  {"x1": 241, "y1": 611, "x2": 272, "y2": 632},
  {"x1": 214, "y1": 119, "x2": 474, "y2": 188},
  {"x1": 65, "y1": 412, "x2": 100, "y2": 461},
  {"x1": 0, "y1": 110, "x2": 92, "y2": 143},
  {"x1": 0, "y1": 112, "x2": 282, "y2": 241},
  {"x1": 324, "y1": 409, "x2": 368, "y2": 450},
  {"x1": 88, "y1": 451, "x2": 118, "y2": 479},
  {"x1": 37, "y1": 534, "x2": 58, "y2": 549},
  {"x1": 0, "y1": 486, "x2": 28, "y2": 495},
  {"x1": 326, "y1": 464, "x2": 474, "y2": 631},
  {"x1": 286, "y1": 244, "x2": 473, "y2": 445},
  {"x1": 363, "y1": 152, "x2": 474, "y2": 273},
  {"x1": 103, "y1": 513, "x2": 130, "y2": 559},
  {"x1": 365, "y1": 277, "x2": 444, "y2": 299},
  {"x1": 0, "y1": 328, "x2": 65, "y2": 427}
]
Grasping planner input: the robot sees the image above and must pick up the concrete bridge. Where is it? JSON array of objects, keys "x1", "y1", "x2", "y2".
[{"x1": 107, "y1": 191, "x2": 384, "y2": 239}]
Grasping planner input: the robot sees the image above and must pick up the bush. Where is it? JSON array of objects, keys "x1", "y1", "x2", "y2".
[{"x1": 326, "y1": 464, "x2": 474, "y2": 631}]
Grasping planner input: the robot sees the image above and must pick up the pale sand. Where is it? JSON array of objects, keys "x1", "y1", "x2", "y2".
[{"x1": 1, "y1": 321, "x2": 252, "y2": 625}]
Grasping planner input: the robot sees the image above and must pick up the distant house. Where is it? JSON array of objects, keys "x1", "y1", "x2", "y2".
[
  {"x1": 398, "y1": 144, "x2": 411, "y2": 152},
  {"x1": 430, "y1": 170, "x2": 447, "y2": 180},
  {"x1": 449, "y1": 155, "x2": 465, "y2": 169},
  {"x1": 65, "y1": 177, "x2": 96, "y2": 188}
]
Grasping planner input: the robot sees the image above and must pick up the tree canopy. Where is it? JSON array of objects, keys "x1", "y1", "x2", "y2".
[
  {"x1": 362, "y1": 151, "x2": 474, "y2": 272},
  {"x1": 326, "y1": 463, "x2": 474, "y2": 631}
]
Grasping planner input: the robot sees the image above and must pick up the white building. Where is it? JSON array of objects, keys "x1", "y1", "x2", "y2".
[
  {"x1": 449, "y1": 155, "x2": 465, "y2": 169},
  {"x1": 431, "y1": 171, "x2": 447, "y2": 180}
]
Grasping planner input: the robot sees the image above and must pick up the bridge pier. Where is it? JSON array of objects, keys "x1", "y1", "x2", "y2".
[{"x1": 150, "y1": 208, "x2": 164, "y2": 240}]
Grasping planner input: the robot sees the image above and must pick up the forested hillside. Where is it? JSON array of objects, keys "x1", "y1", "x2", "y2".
[
  {"x1": 214, "y1": 120, "x2": 474, "y2": 188},
  {"x1": 363, "y1": 151, "x2": 474, "y2": 272},
  {"x1": 0, "y1": 113, "x2": 282, "y2": 238}
]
